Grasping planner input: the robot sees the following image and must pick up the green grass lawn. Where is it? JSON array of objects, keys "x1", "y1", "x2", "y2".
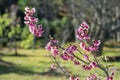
[{"x1": 0, "y1": 46, "x2": 120, "y2": 80}]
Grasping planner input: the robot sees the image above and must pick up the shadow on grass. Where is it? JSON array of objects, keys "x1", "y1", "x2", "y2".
[
  {"x1": 0, "y1": 59, "x2": 40, "y2": 75},
  {"x1": 105, "y1": 44, "x2": 120, "y2": 48},
  {"x1": 0, "y1": 59, "x2": 65, "y2": 77},
  {"x1": 103, "y1": 56, "x2": 120, "y2": 62},
  {"x1": 0, "y1": 52, "x2": 29, "y2": 57},
  {"x1": 0, "y1": 52, "x2": 48, "y2": 58}
]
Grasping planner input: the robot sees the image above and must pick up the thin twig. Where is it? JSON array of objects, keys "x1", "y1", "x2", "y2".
[
  {"x1": 58, "y1": 44, "x2": 89, "y2": 64},
  {"x1": 77, "y1": 49, "x2": 84, "y2": 55},
  {"x1": 93, "y1": 54, "x2": 109, "y2": 78},
  {"x1": 52, "y1": 56, "x2": 70, "y2": 78},
  {"x1": 72, "y1": 54, "x2": 89, "y2": 64}
]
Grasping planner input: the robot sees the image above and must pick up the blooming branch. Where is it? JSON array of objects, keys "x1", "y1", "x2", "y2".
[
  {"x1": 24, "y1": 7, "x2": 115, "y2": 80},
  {"x1": 24, "y1": 7, "x2": 44, "y2": 37}
]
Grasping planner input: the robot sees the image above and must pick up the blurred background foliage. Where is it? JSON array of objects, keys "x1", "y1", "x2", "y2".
[{"x1": 0, "y1": 0, "x2": 120, "y2": 55}]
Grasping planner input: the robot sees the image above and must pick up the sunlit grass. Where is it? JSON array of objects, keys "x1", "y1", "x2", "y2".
[{"x1": 0, "y1": 44, "x2": 120, "y2": 80}]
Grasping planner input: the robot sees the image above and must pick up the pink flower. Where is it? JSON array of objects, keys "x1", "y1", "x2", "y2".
[
  {"x1": 79, "y1": 40, "x2": 101, "y2": 52},
  {"x1": 24, "y1": 7, "x2": 44, "y2": 37},
  {"x1": 93, "y1": 40, "x2": 101, "y2": 47},
  {"x1": 49, "y1": 38, "x2": 58, "y2": 46},
  {"x1": 45, "y1": 38, "x2": 59, "y2": 57},
  {"x1": 69, "y1": 76, "x2": 75, "y2": 80},
  {"x1": 89, "y1": 45, "x2": 98, "y2": 51},
  {"x1": 51, "y1": 64, "x2": 57, "y2": 69},
  {"x1": 75, "y1": 78, "x2": 80, "y2": 80},
  {"x1": 66, "y1": 45, "x2": 77, "y2": 54},
  {"x1": 70, "y1": 56, "x2": 74, "y2": 61},
  {"x1": 81, "y1": 22, "x2": 90, "y2": 30},
  {"x1": 29, "y1": 17, "x2": 38, "y2": 22},
  {"x1": 83, "y1": 35, "x2": 90, "y2": 40},
  {"x1": 111, "y1": 72, "x2": 114, "y2": 76},
  {"x1": 76, "y1": 22, "x2": 90, "y2": 40},
  {"x1": 76, "y1": 35, "x2": 83, "y2": 40},
  {"x1": 61, "y1": 54, "x2": 69, "y2": 60},
  {"x1": 77, "y1": 27, "x2": 84, "y2": 33},
  {"x1": 45, "y1": 42, "x2": 52, "y2": 50},
  {"x1": 80, "y1": 42, "x2": 85, "y2": 49},
  {"x1": 84, "y1": 47, "x2": 91, "y2": 51},
  {"x1": 51, "y1": 47, "x2": 59, "y2": 57},
  {"x1": 106, "y1": 72, "x2": 114, "y2": 80},
  {"x1": 106, "y1": 77, "x2": 113, "y2": 80},
  {"x1": 84, "y1": 53, "x2": 89, "y2": 60},
  {"x1": 89, "y1": 62, "x2": 98, "y2": 68},
  {"x1": 25, "y1": 7, "x2": 35, "y2": 14},
  {"x1": 82, "y1": 65, "x2": 91, "y2": 70},
  {"x1": 34, "y1": 25, "x2": 44, "y2": 37},
  {"x1": 80, "y1": 42, "x2": 91, "y2": 51},
  {"x1": 61, "y1": 51, "x2": 70, "y2": 60},
  {"x1": 89, "y1": 40, "x2": 101, "y2": 51},
  {"x1": 74, "y1": 60, "x2": 80, "y2": 65},
  {"x1": 82, "y1": 62, "x2": 98, "y2": 70}
]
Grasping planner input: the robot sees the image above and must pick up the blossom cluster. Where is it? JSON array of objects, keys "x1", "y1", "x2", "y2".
[
  {"x1": 76, "y1": 22, "x2": 90, "y2": 40},
  {"x1": 66, "y1": 45, "x2": 77, "y2": 54},
  {"x1": 80, "y1": 40, "x2": 101, "y2": 52},
  {"x1": 82, "y1": 62, "x2": 97, "y2": 70},
  {"x1": 45, "y1": 38, "x2": 59, "y2": 57},
  {"x1": 77, "y1": 22, "x2": 101, "y2": 52},
  {"x1": 44, "y1": 22, "x2": 113, "y2": 80},
  {"x1": 61, "y1": 45, "x2": 80, "y2": 65},
  {"x1": 24, "y1": 7, "x2": 44, "y2": 37}
]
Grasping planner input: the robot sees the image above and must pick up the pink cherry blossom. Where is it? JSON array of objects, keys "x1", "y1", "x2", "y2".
[
  {"x1": 51, "y1": 46, "x2": 59, "y2": 57},
  {"x1": 106, "y1": 77, "x2": 113, "y2": 80},
  {"x1": 89, "y1": 40, "x2": 101, "y2": 51},
  {"x1": 89, "y1": 62, "x2": 98, "y2": 68},
  {"x1": 76, "y1": 22, "x2": 90, "y2": 40},
  {"x1": 81, "y1": 22, "x2": 90, "y2": 30},
  {"x1": 75, "y1": 78, "x2": 80, "y2": 80},
  {"x1": 45, "y1": 42, "x2": 52, "y2": 50},
  {"x1": 51, "y1": 64, "x2": 57, "y2": 69},
  {"x1": 66, "y1": 45, "x2": 77, "y2": 54},
  {"x1": 74, "y1": 60, "x2": 80, "y2": 65},
  {"x1": 61, "y1": 51, "x2": 71, "y2": 60},
  {"x1": 93, "y1": 40, "x2": 101, "y2": 46},
  {"x1": 82, "y1": 65, "x2": 91, "y2": 70},
  {"x1": 80, "y1": 42, "x2": 91, "y2": 51},
  {"x1": 80, "y1": 42, "x2": 85, "y2": 49},
  {"x1": 24, "y1": 7, "x2": 44, "y2": 37},
  {"x1": 106, "y1": 72, "x2": 114, "y2": 80},
  {"x1": 45, "y1": 38, "x2": 59, "y2": 57},
  {"x1": 84, "y1": 53, "x2": 89, "y2": 60}
]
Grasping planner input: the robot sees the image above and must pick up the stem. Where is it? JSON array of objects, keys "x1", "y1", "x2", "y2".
[
  {"x1": 72, "y1": 54, "x2": 89, "y2": 64},
  {"x1": 105, "y1": 56, "x2": 109, "y2": 73},
  {"x1": 58, "y1": 44, "x2": 89, "y2": 64},
  {"x1": 52, "y1": 56, "x2": 70, "y2": 78},
  {"x1": 93, "y1": 55, "x2": 109, "y2": 78},
  {"x1": 77, "y1": 49, "x2": 84, "y2": 55}
]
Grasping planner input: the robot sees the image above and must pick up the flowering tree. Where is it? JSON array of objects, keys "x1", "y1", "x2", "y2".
[{"x1": 24, "y1": 7, "x2": 114, "y2": 80}]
